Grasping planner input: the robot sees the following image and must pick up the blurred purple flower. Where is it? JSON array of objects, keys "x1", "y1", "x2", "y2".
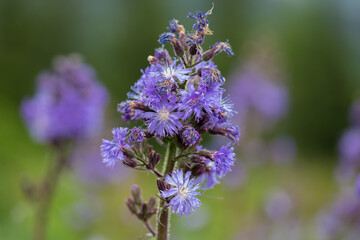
[
  {"x1": 317, "y1": 192, "x2": 360, "y2": 240},
  {"x1": 228, "y1": 67, "x2": 288, "y2": 127},
  {"x1": 21, "y1": 54, "x2": 108, "y2": 144},
  {"x1": 264, "y1": 190, "x2": 293, "y2": 221},
  {"x1": 269, "y1": 136, "x2": 297, "y2": 164}
]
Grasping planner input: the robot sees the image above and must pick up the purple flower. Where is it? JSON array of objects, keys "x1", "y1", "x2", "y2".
[
  {"x1": 143, "y1": 98, "x2": 183, "y2": 137},
  {"x1": 200, "y1": 68, "x2": 225, "y2": 90},
  {"x1": 269, "y1": 136, "x2": 297, "y2": 164},
  {"x1": 229, "y1": 68, "x2": 288, "y2": 126},
  {"x1": 167, "y1": 19, "x2": 183, "y2": 33},
  {"x1": 197, "y1": 159, "x2": 220, "y2": 189},
  {"x1": 151, "y1": 60, "x2": 191, "y2": 84},
  {"x1": 264, "y1": 190, "x2": 292, "y2": 221},
  {"x1": 100, "y1": 127, "x2": 130, "y2": 168},
  {"x1": 180, "y1": 127, "x2": 200, "y2": 147},
  {"x1": 161, "y1": 169, "x2": 202, "y2": 216},
  {"x1": 213, "y1": 144, "x2": 235, "y2": 176},
  {"x1": 179, "y1": 83, "x2": 212, "y2": 121},
  {"x1": 21, "y1": 55, "x2": 108, "y2": 143},
  {"x1": 225, "y1": 126, "x2": 240, "y2": 143},
  {"x1": 158, "y1": 32, "x2": 176, "y2": 44},
  {"x1": 209, "y1": 40, "x2": 235, "y2": 57},
  {"x1": 129, "y1": 127, "x2": 145, "y2": 143}
]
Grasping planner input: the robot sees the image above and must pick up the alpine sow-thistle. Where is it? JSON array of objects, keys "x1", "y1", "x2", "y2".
[{"x1": 100, "y1": 6, "x2": 239, "y2": 239}]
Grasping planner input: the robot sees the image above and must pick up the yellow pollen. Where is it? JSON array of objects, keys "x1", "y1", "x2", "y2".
[
  {"x1": 158, "y1": 109, "x2": 170, "y2": 121},
  {"x1": 163, "y1": 68, "x2": 174, "y2": 79},
  {"x1": 179, "y1": 187, "x2": 189, "y2": 199}
]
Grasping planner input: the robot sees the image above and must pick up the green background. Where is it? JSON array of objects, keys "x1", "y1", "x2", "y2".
[{"x1": 0, "y1": 0, "x2": 359, "y2": 239}]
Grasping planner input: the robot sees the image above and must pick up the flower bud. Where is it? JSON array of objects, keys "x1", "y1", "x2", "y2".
[
  {"x1": 202, "y1": 48, "x2": 216, "y2": 61},
  {"x1": 156, "y1": 178, "x2": 170, "y2": 192},
  {"x1": 209, "y1": 125, "x2": 240, "y2": 143},
  {"x1": 191, "y1": 155, "x2": 206, "y2": 164},
  {"x1": 147, "y1": 55, "x2": 158, "y2": 64},
  {"x1": 123, "y1": 157, "x2": 137, "y2": 168},
  {"x1": 180, "y1": 126, "x2": 200, "y2": 147},
  {"x1": 139, "y1": 203, "x2": 148, "y2": 220},
  {"x1": 191, "y1": 163, "x2": 207, "y2": 177},
  {"x1": 189, "y1": 45, "x2": 198, "y2": 55},
  {"x1": 172, "y1": 38, "x2": 185, "y2": 57},
  {"x1": 126, "y1": 198, "x2": 137, "y2": 214},
  {"x1": 131, "y1": 185, "x2": 142, "y2": 205},
  {"x1": 147, "y1": 197, "x2": 156, "y2": 210}
]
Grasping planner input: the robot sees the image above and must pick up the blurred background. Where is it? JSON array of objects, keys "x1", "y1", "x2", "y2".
[{"x1": 1, "y1": 0, "x2": 360, "y2": 239}]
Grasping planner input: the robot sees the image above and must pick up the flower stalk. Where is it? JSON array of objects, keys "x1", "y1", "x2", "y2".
[
  {"x1": 33, "y1": 143, "x2": 68, "y2": 240},
  {"x1": 157, "y1": 141, "x2": 177, "y2": 240}
]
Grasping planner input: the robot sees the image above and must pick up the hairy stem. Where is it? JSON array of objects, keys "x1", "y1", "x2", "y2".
[
  {"x1": 33, "y1": 143, "x2": 68, "y2": 240},
  {"x1": 156, "y1": 141, "x2": 176, "y2": 240}
]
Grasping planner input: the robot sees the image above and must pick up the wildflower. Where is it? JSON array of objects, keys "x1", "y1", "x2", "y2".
[
  {"x1": 179, "y1": 83, "x2": 212, "y2": 121},
  {"x1": 21, "y1": 55, "x2": 108, "y2": 143},
  {"x1": 199, "y1": 68, "x2": 225, "y2": 89},
  {"x1": 100, "y1": 127, "x2": 130, "y2": 168},
  {"x1": 129, "y1": 127, "x2": 145, "y2": 143},
  {"x1": 212, "y1": 144, "x2": 236, "y2": 176},
  {"x1": 180, "y1": 127, "x2": 200, "y2": 147},
  {"x1": 203, "y1": 40, "x2": 235, "y2": 61},
  {"x1": 161, "y1": 169, "x2": 202, "y2": 216},
  {"x1": 151, "y1": 60, "x2": 191, "y2": 84},
  {"x1": 197, "y1": 159, "x2": 220, "y2": 189},
  {"x1": 143, "y1": 98, "x2": 183, "y2": 137}
]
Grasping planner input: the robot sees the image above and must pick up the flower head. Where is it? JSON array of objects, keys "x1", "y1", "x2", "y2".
[
  {"x1": 161, "y1": 169, "x2": 202, "y2": 216},
  {"x1": 129, "y1": 127, "x2": 145, "y2": 143},
  {"x1": 209, "y1": 40, "x2": 235, "y2": 56},
  {"x1": 100, "y1": 127, "x2": 130, "y2": 168},
  {"x1": 151, "y1": 60, "x2": 191, "y2": 84},
  {"x1": 213, "y1": 144, "x2": 236, "y2": 176},
  {"x1": 179, "y1": 83, "x2": 212, "y2": 121},
  {"x1": 143, "y1": 98, "x2": 183, "y2": 137},
  {"x1": 180, "y1": 127, "x2": 200, "y2": 147},
  {"x1": 21, "y1": 55, "x2": 108, "y2": 143}
]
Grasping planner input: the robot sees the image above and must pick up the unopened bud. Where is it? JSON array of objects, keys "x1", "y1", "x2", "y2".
[
  {"x1": 191, "y1": 164, "x2": 207, "y2": 176},
  {"x1": 156, "y1": 178, "x2": 170, "y2": 192},
  {"x1": 147, "y1": 55, "x2": 158, "y2": 64},
  {"x1": 139, "y1": 203, "x2": 148, "y2": 219},
  {"x1": 189, "y1": 45, "x2": 198, "y2": 55},
  {"x1": 191, "y1": 155, "x2": 206, "y2": 164},
  {"x1": 203, "y1": 48, "x2": 216, "y2": 61},
  {"x1": 147, "y1": 197, "x2": 156, "y2": 210},
  {"x1": 123, "y1": 157, "x2": 137, "y2": 168},
  {"x1": 126, "y1": 198, "x2": 137, "y2": 214},
  {"x1": 172, "y1": 39, "x2": 184, "y2": 57},
  {"x1": 131, "y1": 185, "x2": 142, "y2": 205}
]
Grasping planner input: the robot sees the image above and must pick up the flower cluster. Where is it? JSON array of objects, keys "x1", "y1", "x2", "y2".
[
  {"x1": 22, "y1": 54, "x2": 108, "y2": 143},
  {"x1": 101, "y1": 7, "x2": 238, "y2": 220}
]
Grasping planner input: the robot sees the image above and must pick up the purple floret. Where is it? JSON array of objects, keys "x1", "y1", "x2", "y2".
[
  {"x1": 213, "y1": 144, "x2": 236, "y2": 176},
  {"x1": 143, "y1": 98, "x2": 183, "y2": 137},
  {"x1": 100, "y1": 127, "x2": 130, "y2": 168},
  {"x1": 161, "y1": 169, "x2": 202, "y2": 216}
]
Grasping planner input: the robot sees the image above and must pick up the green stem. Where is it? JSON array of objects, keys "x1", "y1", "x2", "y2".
[
  {"x1": 156, "y1": 141, "x2": 176, "y2": 240},
  {"x1": 33, "y1": 144, "x2": 68, "y2": 240}
]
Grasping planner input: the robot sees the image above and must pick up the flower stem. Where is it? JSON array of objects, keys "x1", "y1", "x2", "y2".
[
  {"x1": 33, "y1": 143, "x2": 68, "y2": 240},
  {"x1": 156, "y1": 141, "x2": 176, "y2": 240},
  {"x1": 144, "y1": 220, "x2": 156, "y2": 237}
]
